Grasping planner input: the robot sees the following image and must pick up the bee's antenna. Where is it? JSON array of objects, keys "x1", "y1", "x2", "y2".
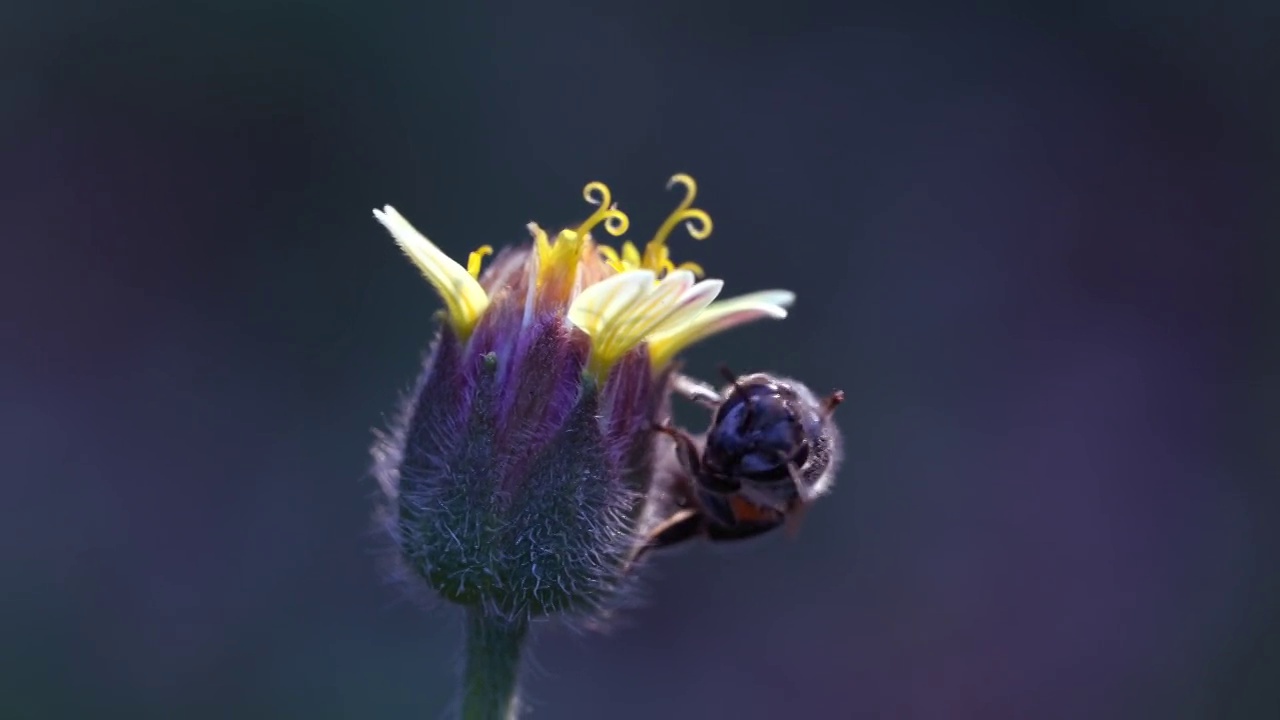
[
  {"x1": 716, "y1": 363, "x2": 746, "y2": 393},
  {"x1": 717, "y1": 363, "x2": 735, "y2": 383},
  {"x1": 822, "y1": 389, "x2": 846, "y2": 418},
  {"x1": 717, "y1": 363, "x2": 755, "y2": 423}
]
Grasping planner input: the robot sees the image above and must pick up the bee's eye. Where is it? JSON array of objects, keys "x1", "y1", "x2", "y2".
[
  {"x1": 737, "y1": 453, "x2": 792, "y2": 481},
  {"x1": 712, "y1": 395, "x2": 742, "y2": 427}
]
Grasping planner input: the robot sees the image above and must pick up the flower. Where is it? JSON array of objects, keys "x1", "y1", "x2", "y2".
[{"x1": 372, "y1": 174, "x2": 794, "y2": 622}]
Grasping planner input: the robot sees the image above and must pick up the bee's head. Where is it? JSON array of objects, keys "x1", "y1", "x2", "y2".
[{"x1": 703, "y1": 373, "x2": 812, "y2": 485}]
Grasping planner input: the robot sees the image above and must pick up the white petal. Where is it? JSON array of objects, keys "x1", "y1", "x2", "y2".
[
  {"x1": 647, "y1": 289, "x2": 796, "y2": 366},
  {"x1": 643, "y1": 278, "x2": 725, "y2": 339},
  {"x1": 567, "y1": 269, "x2": 655, "y2": 337}
]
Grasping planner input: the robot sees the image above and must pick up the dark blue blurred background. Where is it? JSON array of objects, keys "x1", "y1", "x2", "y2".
[{"x1": 3, "y1": 1, "x2": 1276, "y2": 718}]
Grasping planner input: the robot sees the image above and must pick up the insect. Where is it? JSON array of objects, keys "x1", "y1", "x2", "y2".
[{"x1": 638, "y1": 367, "x2": 844, "y2": 556}]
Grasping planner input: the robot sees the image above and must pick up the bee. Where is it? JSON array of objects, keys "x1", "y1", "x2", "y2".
[{"x1": 639, "y1": 367, "x2": 844, "y2": 555}]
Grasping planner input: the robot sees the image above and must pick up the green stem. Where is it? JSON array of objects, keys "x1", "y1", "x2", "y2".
[{"x1": 459, "y1": 607, "x2": 528, "y2": 720}]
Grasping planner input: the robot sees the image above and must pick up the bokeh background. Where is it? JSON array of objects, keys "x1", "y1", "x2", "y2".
[{"x1": 3, "y1": 1, "x2": 1277, "y2": 718}]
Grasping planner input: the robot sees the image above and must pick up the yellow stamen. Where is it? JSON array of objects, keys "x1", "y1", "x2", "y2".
[
  {"x1": 527, "y1": 222, "x2": 553, "y2": 270},
  {"x1": 597, "y1": 240, "x2": 707, "y2": 279},
  {"x1": 467, "y1": 245, "x2": 494, "y2": 278},
  {"x1": 621, "y1": 241, "x2": 642, "y2": 267},
  {"x1": 537, "y1": 228, "x2": 585, "y2": 291},
  {"x1": 643, "y1": 173, "x2": 713, "y2": 271},
  {"x1": 597, "y1": 244, "x2": 625, "y2": 273},
  {"x1": 534, "y1": 182, "x2": 631, "y2": 300},
  {"x1": 674, "y1": 260, "x2": 705, "y2": 276}
]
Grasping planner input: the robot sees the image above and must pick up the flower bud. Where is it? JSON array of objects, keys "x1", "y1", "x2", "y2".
[{"x1": 372, "y1": 176, "x2": 796, "y2": 622}]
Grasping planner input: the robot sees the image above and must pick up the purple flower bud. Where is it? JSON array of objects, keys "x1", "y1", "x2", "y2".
[{"x1": 372, "y1": 175, "x2": 796, "y2": 623}]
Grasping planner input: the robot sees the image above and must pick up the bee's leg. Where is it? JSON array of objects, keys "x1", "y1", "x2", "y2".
[
  {"x1": 782, "y1": 497, "x2": 810, "y2": 539},
  {"x1": 779, "y1": 453, "x2": 810, "y2": 503},
  {"x1": 640, "y1": 507, "x2": 701, "y2": 550},
  {"x1": 780, "y1": 459, "x2": 812, "y2": 538},
  {"x1": 653, "y1": 422, "x2": 703, "y2": 477},
  {"x1": 693, "y1": 486, "x2": 741, "y2": 529},
  {"x1": 632, "y1": 507, "x2": 704, "y2": 564},
  {"x1": 671, "y1": 373, "x2": 724, "y2": 410},
  {"x1": 700, "y1": 490, "x2": 787, "y2": 541}
]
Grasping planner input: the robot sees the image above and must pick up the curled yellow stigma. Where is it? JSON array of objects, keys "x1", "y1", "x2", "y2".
[
  {"x1": 373, "y1": 205, "x2": 489, "y2": 340},
  {"x1": 535, "y1": 181, "x2": 630, "y2": 297},
  {"x1": 577, "y1": 181, "x2": 632, "y2": 239},
  {"x1": 596, "y1": 173, "x2": 709, "y2": 278}
]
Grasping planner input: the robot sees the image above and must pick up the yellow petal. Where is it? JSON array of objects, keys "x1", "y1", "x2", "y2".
[
  {"x1": 374, "y1": 205, "x2": 490, "y2": 338},
  {"x1": 647, "y1": 289, "x2": 795, "y2": 367}
]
